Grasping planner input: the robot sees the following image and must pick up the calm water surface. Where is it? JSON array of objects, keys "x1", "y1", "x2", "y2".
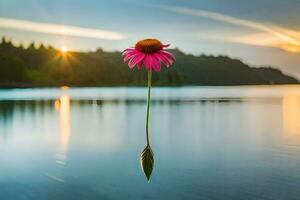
[{"x1": 1, "y1": 86, "x2": 300, "y2": 200}]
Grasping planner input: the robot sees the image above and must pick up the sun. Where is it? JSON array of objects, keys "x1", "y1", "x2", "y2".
[{"x1": 61, "y1": 46, "x2": 68, "y2": 53}]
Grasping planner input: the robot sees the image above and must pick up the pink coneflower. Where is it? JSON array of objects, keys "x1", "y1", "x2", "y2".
[
  {"x1": 122, "y1": 38, "x2": 175, "y2": 72},
  {"x1": 122, "y1": 38, "x2": 175, "y2": 181}
]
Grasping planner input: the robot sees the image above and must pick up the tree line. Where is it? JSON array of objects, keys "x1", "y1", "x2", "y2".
[{"x1": 0, "y1": 37, "x2": 298, "y2": 87}]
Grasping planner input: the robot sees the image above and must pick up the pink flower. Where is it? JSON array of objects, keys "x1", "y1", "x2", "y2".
[{"x1": 122, "y1": 38, "x2": 175, "y2": 72}]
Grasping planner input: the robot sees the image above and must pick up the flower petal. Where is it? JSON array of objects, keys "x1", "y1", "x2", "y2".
[
  {"x1": 154, "y1": 53, "x2": 172, "y2": 67},
  {"x1": 164, "y1": 56, "x2": 174, "y2": 68},
  {"x1": 161, "y1": 44, "x2": 170, "y2": 48},
  {"x1": 158, "y1": 50, "x2": 176, "y2": 60},
  {"x1": 143, "y1": 54, "x2": 152, "y2": 71},
  {"x1": 123, "y1": 50, "x2": 139, "y2": 62},
  {"x1": 152, "y1": 55, "x2": 161, "y2": 72},
  {"x1": 128, "y1": 53, "x2": 145, "y2": 69},
  {"x1": 137, "y1": 61, "x2": 143, "y2": 69},
  {"x1": 122, "y1": 48, "x2": 135, "y2": 56},
  {"x1": 123, "y1": 47, "x2": 134, "y2": 52}
]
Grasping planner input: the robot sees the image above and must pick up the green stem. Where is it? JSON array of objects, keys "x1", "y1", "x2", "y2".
[{"x1": 146, "y1": 70, "x2": 152, "y2": 146}]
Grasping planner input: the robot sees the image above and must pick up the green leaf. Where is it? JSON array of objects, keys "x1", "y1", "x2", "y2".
[{"x1": 140, "y1": 145, "x2": 154, "y2": 181}]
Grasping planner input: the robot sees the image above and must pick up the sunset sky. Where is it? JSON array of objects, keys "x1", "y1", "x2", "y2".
[{"x1": 1, "y1": 0, "x2": 300, "y2": 78}]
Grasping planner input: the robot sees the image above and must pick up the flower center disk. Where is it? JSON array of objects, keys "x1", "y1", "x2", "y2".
[{"x1": 135, "y1": 39, "x2": 162, "y2": 53}]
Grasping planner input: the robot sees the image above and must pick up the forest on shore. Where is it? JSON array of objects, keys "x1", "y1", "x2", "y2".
[{"x1": 0, "y1": 37, "x2": 298, "y2": 87}]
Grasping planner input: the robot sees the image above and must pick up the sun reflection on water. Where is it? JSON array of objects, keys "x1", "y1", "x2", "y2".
[
  {"x1": 54, "y1": 94, "x2": 71, "y2": 165},
  {"x1": 282, "y1": 95, "x2": 300, "y2": 136}
]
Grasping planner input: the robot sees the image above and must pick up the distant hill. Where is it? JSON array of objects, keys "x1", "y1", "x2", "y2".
[{"x1": 0, "y1": 38, "x2": 298, "y2": 87}]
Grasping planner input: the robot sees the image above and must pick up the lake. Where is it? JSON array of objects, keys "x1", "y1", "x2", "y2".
[{"x1": 1, "y1": 86, "x2": 300, "y2": 200}]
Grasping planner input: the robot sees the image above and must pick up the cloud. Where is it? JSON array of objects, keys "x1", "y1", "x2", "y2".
[
  {"x1": 161, "y1": 6, "x2": 300, "y2": 53},
  {"x1": 0, "y1": 17, "x2": 126, "y2": 40}
]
